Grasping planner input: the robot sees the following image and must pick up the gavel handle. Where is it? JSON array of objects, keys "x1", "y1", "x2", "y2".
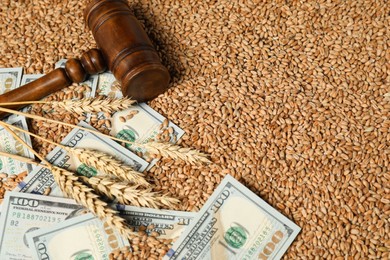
[
  {"x1": 0, "y1": 69, "x2": 71, "y2": 117},
  {"x1": 0, "y1": 49, "x2": 106, "y2": 119}
]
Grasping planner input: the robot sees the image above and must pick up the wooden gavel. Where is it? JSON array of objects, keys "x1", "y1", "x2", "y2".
[{"x1": 0, "y1": 0, "x2": 170, "y2": 119}]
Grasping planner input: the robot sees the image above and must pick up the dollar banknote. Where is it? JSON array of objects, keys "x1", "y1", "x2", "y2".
[
  {"x1": 0, "y1": 192, "x2": 84, "y2": 260},
  {"x1": 0, "y1": 67, "x2": 23, "y2": 95},
  {"x1": 116, "y1": 204, "x2": 196, "y2": 241},
  {"x1": 95, "y1": 72, "x2": 121, "y2": 98},
  {"x1": 96, "y1": 72, "x2": 185, "y2": 169},
  {"x1": 54, "y1": 58, "x2": 67, "y2": 69},
  {"x1": 21, "y1": 74, "x2": 44, "y2": 85},
  {"x1": 26, "y1": 213, "x2": 129, "y2": 260},
  {"x1": 14, "y1": 166, "x2": 62, "y2": 197},
  {"x1": 165, "y1": 175, "x2": 301, "y2": 260},
  {"x1": 15, "y1": 121, "x2": 148, "y2": 197},
  {"x1": 55, "y1": 59, "x2": 98, "y2": 98},
  {"x1": 54, "y1": 121, "x2": 148, "y2": 173},
  {"x1": 0, "y1": 115, "x2": 35, "y2": 176}
]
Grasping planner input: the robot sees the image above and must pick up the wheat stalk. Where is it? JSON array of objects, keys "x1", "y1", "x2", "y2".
[
  {"x1": 0, "y1": 96, "x2": 136, "y2": 116},
  {"x1": 0, "y1": 150, "x2": 41, "y2": 166},
  {"x1": 2, "y1": 120, "x2": 66, "y2": 148},
  {"x1": 140, "y1": 142, "x2": 211, "y2": 165},
  {"x1": 0, "y1": 106, "x2": 211, "y2": 164},
  {"x1": 0, "y1": 100, "x2": 47, "y2": 106},
  {"x1": 0, "y1": 121, "x2": 50, "y2": 165},
  {"x1": 81, "y1": 175, "x2": 179, "y2": 209}
]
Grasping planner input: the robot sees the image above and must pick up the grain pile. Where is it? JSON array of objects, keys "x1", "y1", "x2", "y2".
[
  {"x1": 1, "y1": 0, "x2": 389, "y2": 259},
  {"x1": 0, "y1": 172, "x2": 28, "y2": 203}
]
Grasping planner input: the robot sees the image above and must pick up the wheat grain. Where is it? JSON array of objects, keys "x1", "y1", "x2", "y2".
[
  {"x1": 0, "y1": 129, "x2": 51, "y2": 200},
  {"x1": 0, "y1": 151, "x2": 42, "y2": 202},
  {"x1": 110, "y1": 230, "x2": 172, "y2": 260},
  {"x1": 2, "y1": 0, "x2": 389, "y2": 258}
]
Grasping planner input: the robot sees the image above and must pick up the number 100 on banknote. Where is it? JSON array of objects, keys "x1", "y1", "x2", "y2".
[{"x1": 165, "y1": 175, "x2": 300, "y2": 260}]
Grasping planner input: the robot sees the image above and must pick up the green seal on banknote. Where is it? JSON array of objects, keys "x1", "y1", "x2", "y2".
[
  {"x1": 116, "y1": 129, "x2": 137, "y2": 148},
  {"x1": 73, "y1": 251, "x2": 94, "y2": 260},
  {"x1": 224, "y1": 224, "x2": 248, "y2": 249},
  {"x1": 76, "y1": 164, "x2": 98, "y2": 178}
]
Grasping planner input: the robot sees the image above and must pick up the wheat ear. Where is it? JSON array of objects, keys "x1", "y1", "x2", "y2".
[
  {"x1": 0, "y1": 149, "x2": 136, "y2": 239},
  {"x1": 44, "y1": 97, "x2": 136, "y2": 116},
  {"x1": 0, "y1": 106, "x2": 211, "y2": 164},
  {"x1": 2, "y1": 121, "x2": 149, "y2": 186},
  {"x1": 69, "y1": 148, "x2": 150, "y2": 186},
  {"x1": 140, "y1": 142, "x2": 211, "y2": 165},
  {"x1": 0, "y1": 96, "x2": 136, "y2": 116},
  {"x1": 81, "y1": 175, "x2": 179, "y2": 209},
  {"x1": 50, "y1": 166, "x2": 136, "y2": 239}
]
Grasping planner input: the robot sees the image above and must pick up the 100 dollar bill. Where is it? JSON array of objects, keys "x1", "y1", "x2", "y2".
[
  {"x1": 15, "y1": 121, "x2": 148, "y2": 197},
  {"x1": 96, "y1": 72, "x2": 185, "y2": 169},
  {"x1": 0, "y1": 192, "x2": 83, "y2": 260},
  {"x1": 27, "y1": 213, "x2": 129, "y2": 260},
  {"x1": 21, "y1": 74, "x2": 44, "y2": 85},
  {"x1": 51, "y1": 121, "x2": 148, "y2": 175},
  {"x1": 116, "y1": 204, "x2": 196, "y2": 241},
  {"x1": 165, "y1": 175, "x2": 301, "y2": 260},
  {"x1": 0, "y1": 115, "x2": 35, "y2": 176},
  {"x1": 0, "y1": 67, "x2": 23, "y2": 95}
]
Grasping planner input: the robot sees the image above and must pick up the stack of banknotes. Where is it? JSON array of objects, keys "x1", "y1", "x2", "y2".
[{"x1": 0, "y1": 66, "x2": 300, "y2": 259}]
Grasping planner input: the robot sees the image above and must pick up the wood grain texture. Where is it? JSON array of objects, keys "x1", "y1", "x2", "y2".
[{"x1": 84, "y1": 0, "x2": 170, "y2": 101}]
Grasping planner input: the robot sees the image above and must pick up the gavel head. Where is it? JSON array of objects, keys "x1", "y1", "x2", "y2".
[{"x1": 84, "y1": 0, "x2": 170, "y2": 102}]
